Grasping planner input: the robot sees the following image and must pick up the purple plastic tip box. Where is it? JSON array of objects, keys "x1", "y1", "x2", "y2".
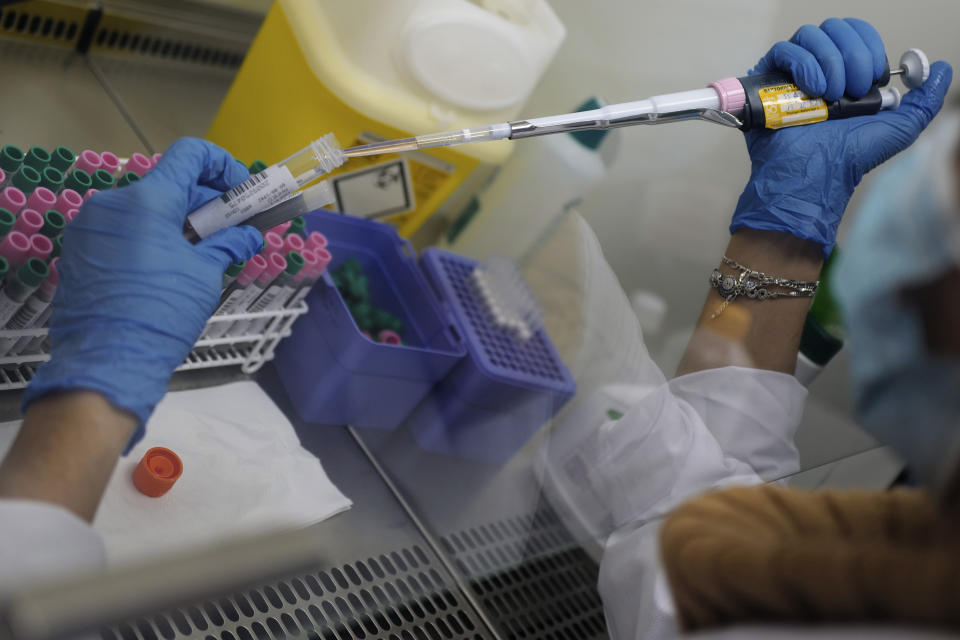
[
  {"x1": 274, "y1": 211, "x2": 575, "y2": 463},
  {"x1": 274, "y1": 211, "x2": 465, "y2": 429},
  {"x1": 407, "y1": 249, "x2": 576, "y2": 464}
]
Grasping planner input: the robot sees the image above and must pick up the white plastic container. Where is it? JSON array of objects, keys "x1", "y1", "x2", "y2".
[
  {"x1": 209, "y1": 0, "x2": 566, "y2": 237},
  {"x1": 444, "y1": 98, "x2": 609, "y2": 262}
]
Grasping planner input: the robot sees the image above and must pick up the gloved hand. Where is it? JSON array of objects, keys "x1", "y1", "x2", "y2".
[
  {"x1": 731, "y1": 18, "x2": 953, "y2": 256},
  {"x1": 23, "y1": 138, "x2": 263, "y2": 448}
]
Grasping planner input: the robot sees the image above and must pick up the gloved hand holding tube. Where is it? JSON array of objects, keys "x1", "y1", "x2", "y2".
[
  {"x1": 23, "y1": 138, "x2": 264, "y2": 449},
  {"x1": 730, "y1": 18, "x2": 953, "y2": 256}
]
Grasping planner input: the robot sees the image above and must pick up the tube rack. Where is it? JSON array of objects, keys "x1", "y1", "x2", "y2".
[{"x1": 0, "y1": 302, "x2": 308, "y2": 392}]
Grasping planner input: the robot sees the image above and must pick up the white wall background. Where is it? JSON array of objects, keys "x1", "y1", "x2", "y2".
[{"x1": 522, "y1": 0, "x2": 960, "y2": 470}]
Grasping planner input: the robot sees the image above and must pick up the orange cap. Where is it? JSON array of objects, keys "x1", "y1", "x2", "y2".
[{"x1": 133, "y1": 447, "x2": 183, "y2": 497}]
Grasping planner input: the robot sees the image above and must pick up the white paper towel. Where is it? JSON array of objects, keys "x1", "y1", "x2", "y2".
[{"x1": 0, "y1": 381, "x2": 351, "y2": 566}]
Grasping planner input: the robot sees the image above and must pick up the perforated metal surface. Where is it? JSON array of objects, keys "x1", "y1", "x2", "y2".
[
  {"x1": 101, "y1": 544, "x2": 491, "y2": 640},
  {"x1": 426, "y1": 252, "x2": 571, "y2": 389},
  {"x1": 439, "y1": 503, "x2": 608, "y2": 640}
]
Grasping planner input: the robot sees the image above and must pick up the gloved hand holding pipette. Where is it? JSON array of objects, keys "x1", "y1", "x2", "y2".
[{"x1": 730, "y1": 18, "x2": 953, "y2": 256}]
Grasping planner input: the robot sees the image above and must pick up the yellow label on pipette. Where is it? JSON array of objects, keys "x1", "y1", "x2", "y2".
[{"x1": 759, "y1": 84, "x2": 828, "y2": 129}]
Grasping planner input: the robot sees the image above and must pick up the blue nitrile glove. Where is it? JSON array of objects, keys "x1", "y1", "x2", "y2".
[
  {"x1": 23, "y1": 138, "x2": 263, "y2": 448},
  {"x1": 731, "y1": 18, "x2": 953, "y2": 256}
]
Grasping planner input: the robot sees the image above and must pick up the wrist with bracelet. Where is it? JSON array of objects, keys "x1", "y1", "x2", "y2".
[{"x1": 709, "y1": 256, "x2": 819, "y2": 319}]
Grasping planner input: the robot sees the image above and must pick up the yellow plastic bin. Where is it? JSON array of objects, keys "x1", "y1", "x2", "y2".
[{"x1": 207, "y1": 0, "x2": 565, "y2": 238}]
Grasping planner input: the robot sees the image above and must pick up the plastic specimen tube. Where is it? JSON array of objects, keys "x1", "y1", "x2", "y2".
[
  {"x1": 0, "y1": 169, "x2": 4, "y2": 190},
  {"x1": 27, "y1": 234, "x2": 53, "y2": 262},
  {"x1": 50, "y1": 146, "x2": 75, "y2": 172},
  {"x1": 282, "y1": 233, "x2": 304, "y2": 255},
  {"x1": 184, "y1": 134, "x2": 344, "y2": 241},
  {"x1": 203, "y1": 255, "x2": 269, "y2": 339},
  {"x1": 270, "y1": 221, "x2": 292, "y2": 236},
  {"x1": 14, "y1": 210, "x2": 43, "y2": 236},
  {"x1": 262, "y1": 231, "x2": 284, "y2": 256},
  {"x1": 13, "y1": 165, "x2": 41, "y2": 195},
  {"x1": 0, "y1": 188, "x2": 26, "y2": 215},
  {"x1": 64, "y1": 208, "x2": 80, "y2": 223},
  {"x1": 55, "y1": 189, "x2": 83, "y2": 215},
  {"x1": 0, "y1": 210, "x2": 14, "y2": 238},
  {"x1": 288, "y1": 217, "x2": 305, "y2": 237},
  {"x1": 125, "y1": 153, "x2": 152, "y2": 177},
  {"x1": 285, "y1": 248, "x2": 330, "y2": 310},
  {"x1": 74, "y1": 150, "x2": 102, "y2": 175},
  {"x1": 117, "y1": 172, "x2": 140, "y2": 188},
  {"x1": 65, "y1": 169, "x2": 92, "y2": 195},
  {"x1": 52, "y1": 235, "x2": 64, "y2": 257},
  {"x1": 27, "y1": 187, "x2": 56, "y2": 213},
  {"x1": 222, "y1": 261, "x2": 244, "y2": 289},
  {"x1": 237, "y1": 181, "x2": 336, "y2": 238},
  {"x1": 243, "y1": 251, "x2": 304, "y2": 335},
  {"x1": 0, "y1": 145, "x2": 24, "y2": 174},
  {"x1": 41, "y1": 167, "x2": 65, "y2": 193},
  {"x1": 151, "y1": 153, "x2": 162, "y2": 165},
  {"x1": 0, "y1": 258, "x2": 49, "y2": 326},
  {"x1": 23, "y1": 146, "x2": 51, "y2": 171},
  {"x1": 91, "y1": 169, "x2": 115, "y2": 191},
  {"x1": 100, "y1": 151, "x2": 121, "y2": 176},
  {"x1": 83, "y1": 188, "x2": 98, "y2": 202},
  {"x1": 0, "y1": 257, "x2": 58, "y2": 355},
  {"x1": 40, "y1": 210, "x2": 66, "y2": 238},
  {"x1": 304, "y1": 231, "x2": 327, "y2": 251},
  {"x1": 221, "y1": 252, "x2": 287, "y2": 338},
  {"x1": 0, "y1": 232, "x2": 30, "y2": 267}
]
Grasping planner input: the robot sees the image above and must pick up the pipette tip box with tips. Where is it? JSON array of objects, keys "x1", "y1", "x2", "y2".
[{"x1": 273, "y1": 210, "x2": 575, "y2": 462}]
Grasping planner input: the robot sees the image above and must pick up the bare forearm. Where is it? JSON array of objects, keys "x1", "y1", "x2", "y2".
[
  {"x1": 678, "y1": 229, "x2": 824, "y2": 376},
  {"x1": 0, "y1": 391, "x2": 136, "y2": 521}
]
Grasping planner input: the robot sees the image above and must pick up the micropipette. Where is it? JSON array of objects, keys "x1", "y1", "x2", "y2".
[{"x1": 343, "y1": 49, "x2": 930, "y2": 158}]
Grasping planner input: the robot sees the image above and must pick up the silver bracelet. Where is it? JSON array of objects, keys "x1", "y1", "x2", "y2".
[{"x1": 709, "y1": 256, "x2": 819, "y2": 319}]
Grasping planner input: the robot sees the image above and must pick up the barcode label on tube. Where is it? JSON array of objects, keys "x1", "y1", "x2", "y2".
[
  {"x1": 220, "y1": 172, "x2": 268, "y2": 203},
  {"x1": 186, "y1": 164, "x2": 298, "y2": 239}
]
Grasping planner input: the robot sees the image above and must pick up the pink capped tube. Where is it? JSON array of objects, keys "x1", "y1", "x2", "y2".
[
  {"x1": 27, "y1": 187, "x2": 57, "y2": 213},
  {"x1": 313, "y1": 248, "x2": 332, "y2": 277},
  {"x1": 0, "y1": 231, "x2": 30, "y2": 267},
  {"x1": 263, "y1": 251, "x2": 287, "y2": 281},
  {"x1": 55, "y1": 189, "x2": 83, "y2": 215},
  {"x1": 65, "y1": 208, "x2": 80, "y2": 223},
  {"x1": 282, "y1": 233, "x2": 305, "y2": 255},
  {"x1": 126, "y1": 152, "x2": 153, "y2": 177},
  {"x1": 305, "y1": 231, "x2": 328, "y2": 251},
  {"x1": 270, "y1": 221, "x2": 292, "y2": 236},
  {"x1": 237, "y1": 254, "x2": 268, "y2": 286},
  {"x1": 27, "y1": 234, "x2": 53, "y2": 262},
  {"x1": 83, "y1": 188, "x2": 99, "y2": 203},
  {"x1": 263, "y1": 231, "x2": 284, "y2": 256},
  {"x1": 298, "y1": 250, "x2": 319, "y2": 283},
  {"x1": 152, "y1": 153, "x2": 163, "y2": 165},
  {"x1": 378, "y1": 330, "x2": 402, "y2": 346},
  {"x1": 100, "y1": 151, "x2": 121, "y2": 176},
  {"x1": 0, "y1": 187, "x2": 26, "y2": 215},
  {"x1": 75, "y1": 150, "x2": 102, "y2": 175},
  {"x1": 14, "y1": 209, "x2": 44, "y2": 236},
  {"x1": 0, "y1": 169, "x2": 5, "y2": 189}
]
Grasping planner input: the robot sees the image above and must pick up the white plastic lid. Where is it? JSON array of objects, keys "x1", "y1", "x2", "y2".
[{"x1": 401, "y1": 16, "x2": 534, "y2": 111}]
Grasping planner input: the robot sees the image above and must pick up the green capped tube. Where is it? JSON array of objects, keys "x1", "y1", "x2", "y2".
[{"x1": 50, "y1": 145, "x2": 75, "y2": 172}]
